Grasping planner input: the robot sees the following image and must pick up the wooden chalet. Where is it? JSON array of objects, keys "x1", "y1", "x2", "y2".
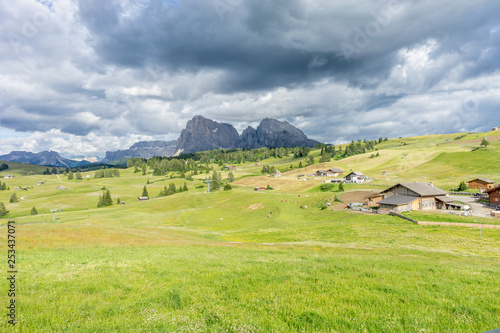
[
  {"x1": 254, "y1": 187, "x2": 266, "y2": 191},
  {"x1": 467, "y1": 178, "x2": 495, "y2": 190},
  {"x1": 344, "y1": 171, "x2": 365, "y2": 184},
  {"x1": 485, "y1": 185, "x2": 500, "y2": 207},
  {"x1": 378, "y1": 182, "x2": 448, "y2": 212}
]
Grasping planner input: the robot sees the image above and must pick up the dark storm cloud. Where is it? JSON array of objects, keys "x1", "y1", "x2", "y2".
[{"x1": 77, "y1": 0, "x2": 500, "y2": 93}]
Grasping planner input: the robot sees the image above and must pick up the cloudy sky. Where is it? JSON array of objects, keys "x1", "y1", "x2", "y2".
[{"x1": 1, "y1": 0, "x2": 499, "y2": 159}]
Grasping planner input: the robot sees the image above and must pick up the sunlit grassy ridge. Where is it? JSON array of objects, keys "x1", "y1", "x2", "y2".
[{"x1": 0, "y1": 130, "x2": 499, "y2": 332}]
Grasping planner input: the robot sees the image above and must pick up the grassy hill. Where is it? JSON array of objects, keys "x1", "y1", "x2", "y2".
[
  {"x1": 0, "y1": 130, "x2": 499, "y2": 332},
  {"x1": 0, "y1": 160, "x2": 54, "y2": 176}
]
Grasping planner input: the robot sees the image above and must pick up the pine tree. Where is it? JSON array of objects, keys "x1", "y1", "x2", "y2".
[
  {"x1": 0, "y1": 202, "x2": 7, "y2": 218},
  {"x1": 338, "y1": 182, "x2": 345, "y2": 192},
  {"x1": 228, "y1": 171, "x2": 234, "y2": 182},
  {"x1": 68, "y1": 172, "x2": 74, "y2": 180},
  {"x1": 142, "y1": 186, "x2": 149, "y2": 198},
  {"x1": 298, "y1": 161, "x2": 303, "y2": 168},
  {"x1": 224, "y1": 183, "x2": 232, "y2": 191},
  {"x1": 97, "y1": 194, "x2": 104, "y2": 208},
  {"x1": 105, "y1": 189, "x2": 113, "y2": 206},
  {"x1": 31, "y1": 207, "x2": 37, "y2": 215},
  {"x1": 9, "y1": 193, "x2": 17, "y2": 203},
  {"x1": 458, "y1": 181, "x2": 468, "y2": 192},
  {"x1": 75, "y1": 172, "x2": 82, "y2": 180},
  {"x1": 117, "y1": 198, "x2": 121, "y2": 205},
  {"x1": 183, "y1": 182, "x2": 188, "y2": 191}
]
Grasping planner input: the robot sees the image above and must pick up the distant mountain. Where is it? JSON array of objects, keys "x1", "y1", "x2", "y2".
[
  {"x1": 237, "y1": 118, "x2": 319, "y2": 149},
  {"x1": 175, "y1": 115, "x2": 319, "y2": 155},
  {"x1": 101, "y1": 140, "x2": 177, "y2": 163},
  {"x1": 0, "y1": 151, "x2": 90, "y2": 168},
  {"x1": 174, "y1": 115, "x2": 240, "y2": 155}
]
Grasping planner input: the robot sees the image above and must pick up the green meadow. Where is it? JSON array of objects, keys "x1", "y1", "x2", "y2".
[{"x1": 0, "y1": 131, "x2": 499, "y2": 332}]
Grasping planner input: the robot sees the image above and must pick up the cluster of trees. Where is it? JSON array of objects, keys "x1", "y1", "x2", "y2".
[
  {"x1": 158, "y1": 182, "x2": 189, "y2": 197},
  {"x1": 67, "y1": 172, "x2": 83, "y2": 180},
  {"x1": 97, "y1": 189, "x2": 113, "y2": 207},
  {"x1": 94, "y1": 168, "x2": 120, "y2": 179},
  {"x1": 43, "y1": 167, "x2": 63, "y2": 175},
  {"x1": 0, "y1": 163, "x2": 8, "y2": 171},
  {"x1": 127, "y1": 146, "x2": 317, "y2": 176},
  {"x1": 0, "y1": 181, "x2": 9, "y2": 190}
]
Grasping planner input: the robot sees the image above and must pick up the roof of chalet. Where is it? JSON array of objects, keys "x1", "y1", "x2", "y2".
[
  {"x1": 435, "y1": 196, "x2": 453, "y2": 203},
  {"x1": 468, "y1": 178, "x2": 495, "y2": 184},
  {"x1": 485, "y1": 185, "x2": 500, "y2": 193},
  {"x1": 378, "y1": 195, "x2": 419, "y2": 206},
  {"x1": 382, "y1": 182, "x2": 447, "y2": 197}
]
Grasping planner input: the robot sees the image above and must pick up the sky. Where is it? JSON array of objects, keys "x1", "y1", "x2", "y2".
[{"x1": 1, "y1": 0, "x2": 499, "y2": 159}]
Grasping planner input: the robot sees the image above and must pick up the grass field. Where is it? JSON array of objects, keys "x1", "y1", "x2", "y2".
[{"x1": 0, "y1": 131, "x2": 499, "y2": 332}]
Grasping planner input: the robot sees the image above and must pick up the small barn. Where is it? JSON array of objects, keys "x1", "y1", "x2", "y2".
[
  {"x1": 254, "y1": 187, "x2": 266, "y2": 191},
  {"x1": 57, "y1": 186, "x2": 67, "y2": 190},
  {"x1": 366, "y1": 192, "x2": 384, "y2": 206},
  {"x1": 4, "y1": 175, "x2": 14, "y2": 179},
  {"x1": 138, "y1": 197, "x2": 149, "y2": 201},
  {"x1": 37, "y1": 181, "x2": 44, "y2": 185},
  {"x1": 467, "y1": 178, "x2": 495, "y2": 190}
]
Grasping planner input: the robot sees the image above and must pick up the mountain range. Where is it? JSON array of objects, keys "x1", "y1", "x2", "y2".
[
  {"x1": 175, "y1": 116, "x2": 319, "y2": 155},
  {"x1": 101, "y1": 140, "x2": 178, "y2": 163},
  {"x1": 0, "y1": 151, "x2": 91, "y2": 168},
  {"x1": 0, "y1": 116, "x2": 320, "y2": 166}
]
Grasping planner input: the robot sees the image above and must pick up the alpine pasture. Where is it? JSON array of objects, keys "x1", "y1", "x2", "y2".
[{"x1": 0, "y1": 132, "x2": 499, "y2": 332}]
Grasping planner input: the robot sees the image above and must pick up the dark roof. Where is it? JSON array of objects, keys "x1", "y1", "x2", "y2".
[
  {"x1": 468, "y1": 178, "x2": 495, "y2": 184},
  {"x1": 379, "y1": 195, "x2": 419, "y2": 206},
  {"x1": 382, "y1": 182, "x2": 447, "y2": 197},
  {"x1": 328, "y1": 168, "x2": 344, "y2": 173},
  {"x1": 346, "y1": 171, "x2": 364, "y2": 177}
]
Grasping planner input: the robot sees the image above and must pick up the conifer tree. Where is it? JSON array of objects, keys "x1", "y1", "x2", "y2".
[
  {"x1": 0, "y1": 202, "x2": 7, "y2": 218},
  {"x1": 9, "y1": 193, "x2": 17, "y2": 203},
  {"x1": 31, "y1": 207, "x2": 37, "y2": 215},
  {"x1": 104, "y1": 189, "x2": 113, "y2": 206},
  {"x1": 142, "y1": 186, "x2": 149, "y2": 198}
]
